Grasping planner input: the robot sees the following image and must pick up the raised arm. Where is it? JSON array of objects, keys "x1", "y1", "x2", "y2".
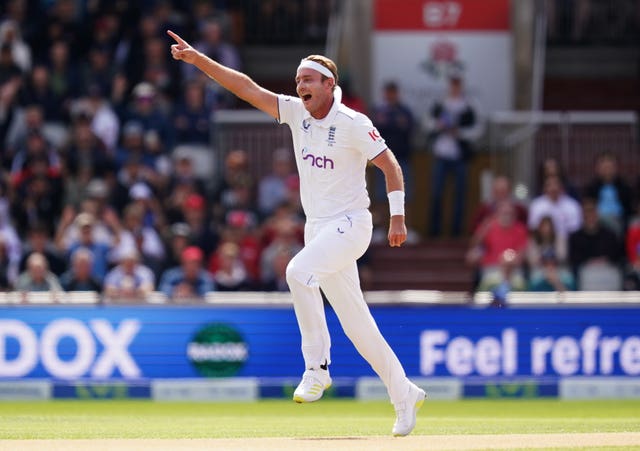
[{"x1": 168, "y1": 30, "x2": 279, "y2": 119}]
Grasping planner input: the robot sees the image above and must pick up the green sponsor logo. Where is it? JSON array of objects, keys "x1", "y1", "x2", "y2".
[
  {"x1": 485, "y1": 381, "x2": 540, "y2": 398},
  {"x1": 187, "y1": 323, "x2": 248, "y2": 377}
]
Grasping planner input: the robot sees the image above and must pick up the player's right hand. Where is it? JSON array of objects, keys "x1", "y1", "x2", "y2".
[{"x1": 167, "y1": 30, "x2": 198, "y2": 64}]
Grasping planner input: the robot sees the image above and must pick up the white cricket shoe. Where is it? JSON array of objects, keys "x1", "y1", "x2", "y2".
[
  {"x1": 392, "y1": 383, "x2": 426, "y2": 436},
  {"x1": 293, "y1": 369, "x2": 332, "y2": 403}
]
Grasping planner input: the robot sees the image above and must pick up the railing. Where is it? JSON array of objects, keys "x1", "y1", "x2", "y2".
[
  {"x1": 488, "y1": 110, "x2": 639, "y2": 198},
  {"x1": 4, "y1": 290, "x2": 640, "y2": 306},
  {"x1": 211, "y1": 109, "x2": 293, "y2": 182}
]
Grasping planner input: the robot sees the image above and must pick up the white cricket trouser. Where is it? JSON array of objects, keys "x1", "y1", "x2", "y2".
[{"x1": 285, "y1": 209, "x2": 410, "y2": 404}]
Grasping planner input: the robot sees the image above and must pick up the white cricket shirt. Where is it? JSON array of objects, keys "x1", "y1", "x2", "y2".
[{"x1": 278, "y1": 94, "x2": 388, "y2": 220}]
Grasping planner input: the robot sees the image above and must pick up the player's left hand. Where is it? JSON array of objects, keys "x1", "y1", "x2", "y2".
[{"x1": 388, "y1": 215, "x2": 407, "y2": 247}]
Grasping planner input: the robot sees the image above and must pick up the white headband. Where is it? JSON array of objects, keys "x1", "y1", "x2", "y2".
[{"x1": 297, "y1": 60, "x2": 335, "y2": 80}]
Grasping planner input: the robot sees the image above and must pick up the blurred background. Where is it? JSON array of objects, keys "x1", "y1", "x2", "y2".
[{"x1": 0, "y1": 0, "x2": 639, "y2": 401}]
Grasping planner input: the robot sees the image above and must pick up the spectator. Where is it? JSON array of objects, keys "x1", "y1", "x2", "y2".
[
  {"x1": 0, "y1": 236, "x2": 14, "y2": 290},
  {"x1": 528, "y1": 175, "x2": 582, "y2": 241},
  {"x1": 159, "y1": 245, "x2": 214, "y2": 302},
  {"x1": 180, "y1": 192, "x2": 218, "y2": 258},
  {"x1": 10, "y1": 127, "x2": 61, "y2": 179},
  {"x1": 0, "y1": 19, "x2": 32, "y2": 73},
  {"x1": 624, "y1": 200, "x2": 640, "y2": 290},
  {"x1": 188, "y1": 17, "x2": 241, "y2": 108},
  {"x1": 60, "y1": 247, "x2": 103, "y2": 292},
  {"x1": 210, "y1": 210, "x2": 261, "y2": 284},
  {"x1": 84, "y1": 82, "x2": 121, "y2": 154},
  {"x1": 425, "y1": 70, "x2": 483, "y2": 237},
  {"x1": 5, "y1": 104, "x2": 47, "y2": 163},
  {"x1": 46, "y1": 40, "x2": 80, "y2": 117},
  {"x1": 103, "y1": 247, "x2": 155, "y2": 303},
  {"x1": 19, "y1": 222, "x2": 66, "y2": 277},
  {"x1": 210, "y1": 241, "x2": 252, "y2": 291},
  {"x1": 164, "y1": 152, "x2": 207, "y2": 215},
  {"x1": 0, "y1": 41, "x2": 22, "y2": 86},
  {"x1": 260, "y1": 216, "x2": 303, "y2": 290},
  {"x1": 469, "y1": 175, "x2": 528, "y2": 234},
  {"x1": 536, "y1": 156, "x2": 580, "y2": 200},
  {"x1": 527, "y1": 216, "x2": 576, "y2": 292},
  {"x1": 211, "y1": 149, "x2": 254, "y2": 222},
  {"x1": 10, "y1": 153, "x2": 64, "y2": 236},
  {"x1": 64, "y1": 212, "x2": 112, "y2": 280},
  {"x1": 0, "y1": 186, "x2": 22, "y2": 283},
  {"x1": 112, "y1": 200, "x2": 165, "y2": 278},
  {"x1": 20, "y1": 64, "x2": 61, "y2": 122},
  {"x1": 56, "y1": 179, "x2": 122, "y2": 252},
  {"x1": 260, "y1": 200, "x2": 305, "y2": 248},
  {"x1": 139, "y1": 36, "x2": 181, "y2": 103},
  {"x1": 79, "y1": 44, "x2": 115, "y2": 102},
  {"x1": 584, "y1": 152, "x2": 633, "y2": 236},
  {"x1": 466, "y1": 201, "x2": 528, "y2": 294},
  {"x1": 371, "y1": 81, "x2": 415, "y2": 203},
  {"x1": 123, "y1": 82, "x2": 174, "y2": 154},
  {"x1": 569, "y1": 198, "x2": 624, "y2": 290},
  {"x1": 257, "y1": 148, "x2": 296, "y2": 218},
  {"x1": 15, "y1": 252, "x2": 63, "y2": 294},
  {"x1": 160, "y1": 222, "x2": 192, "y2": 275},
  {"x1": 173, "y1": 80, "x2": 210, "y2": 145},
  {"x1": 60, "y1": 110, "x2": 114, "y2": 203}
]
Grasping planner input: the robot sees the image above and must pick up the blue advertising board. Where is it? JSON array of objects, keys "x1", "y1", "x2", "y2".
[{"x1": 0, "y1": 305, "x2": 639, "y2": 380}]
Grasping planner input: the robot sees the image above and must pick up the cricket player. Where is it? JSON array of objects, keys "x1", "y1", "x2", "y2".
[{"x1": 168, "y1": 30, "x2": 426, "y2": 436}]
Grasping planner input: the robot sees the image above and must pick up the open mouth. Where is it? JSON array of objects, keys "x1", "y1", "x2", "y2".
[{"x1": 302, "y1": 94, "x2": 312, "y2": 102}]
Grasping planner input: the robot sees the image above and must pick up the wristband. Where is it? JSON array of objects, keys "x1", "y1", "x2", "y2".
[{"x1": 387, "y1": 190, "x2": 405, "y2": 216}]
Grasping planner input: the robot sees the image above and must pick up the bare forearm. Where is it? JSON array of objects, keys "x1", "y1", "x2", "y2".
[{"x1": 193, "y1": 52, "x2": 260, "y2": 104}]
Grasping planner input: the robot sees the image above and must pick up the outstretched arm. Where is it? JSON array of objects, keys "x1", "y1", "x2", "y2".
[{"x1": 168, "y1": 30, "x2": 279, "y2": 119}]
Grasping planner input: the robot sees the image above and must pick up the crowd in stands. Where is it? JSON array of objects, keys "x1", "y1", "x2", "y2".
[
  {"x1": 466, "y1": 153, "x2": 640, "y2": 301},
  {"x1": 0, "y1": 0, "x2": 330, "y2": 303}
]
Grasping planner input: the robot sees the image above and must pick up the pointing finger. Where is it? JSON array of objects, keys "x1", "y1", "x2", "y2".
[{"x1": 167, "y1": 30, "x2": 186, "y2": 45}]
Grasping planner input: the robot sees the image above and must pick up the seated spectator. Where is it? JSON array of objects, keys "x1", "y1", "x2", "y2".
[
  {"x1": 56, "y1": 178, "x2": 123, "y2": 252},
  {"x1": 260, "y1": 217, "x2": 303, "y2": 291},
  {"x1": 261, "y1": 245, "x2": 295, "y2": 292},
  {"x1": 159, "y1": 245, "x2": 214, "y2": 302},
  {"x1": 103, "y1": 247, "x2": 155, "y2": 303},
  {"x1": 257, "y1": 148, "x2": 296, "y2": 219},
  {"x1": 64, "y1": 212, "x2": 112, "y2": 281},
  {"x1": 113, "y1": 199, "x2": 166, "y2": 278},
  {"x1": 15, "y1": 252, "x2": 63, "y2": 294},
  {"x1": 173, "y1": 80, "x2": 210, "y2": 145},
  {"x1": 260, "y1": 200, "x2": 305, "y2": 247},
  {"x1": 209, "y1": 210, "x2": 261, "y2": 285},
  {"x1": 180, "y1": 193, "x2": 219, "y2": 258},
  {"x1": 536, "y1": 156, "x2": 580, "y2": 200},
  {"x1": 624, "y1": 202, "x2": 640, "y2": 290},
  {"x1": 584, "y1": 152, "x2": 633, "y2": 237},
  {"x1": 466, "y1": 201, "x2": 528, "y2": 294},
  {"x1": 10, "y1": 152, "x2": 64, "y2": 236},
  {"x1": 210, "y1": 242, "x2": 252, "y2": 291},
  {"x1": 528, "y1": 175, "x2": 582, "y2": 241},
  {"x1": 468, "y1": 175, "x2": 527, "y2": 293},
  {"x1": 0, "y1": 236, "x2": 14, "y2": 290},
  {"x1": 160, "y1": 222, "x2": 191, "y2": 275},
  {"x1": 60, "y1": 248, "x2": 103, "y2": 292},
  {"x1": 19, "y1": 222, "x2": 66, "y2": 277},
  {"x1": 469, "y1": 175, "x2": 528, "y2": 234},
  {"x1": 569, "y1": 198, "x2": 624, "y2": 290},
  {"x1": 527, "y1": 216, "x2": 576, "y2": 292}
]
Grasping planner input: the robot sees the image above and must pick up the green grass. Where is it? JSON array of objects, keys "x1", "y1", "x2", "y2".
[{"x1": 0, "y1": 399, "x2": 639, "y2": 439}]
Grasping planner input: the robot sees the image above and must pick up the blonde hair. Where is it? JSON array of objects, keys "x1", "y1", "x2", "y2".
[{"x1": 302, "y1": 55, "x2": 339, "y2": 86}]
